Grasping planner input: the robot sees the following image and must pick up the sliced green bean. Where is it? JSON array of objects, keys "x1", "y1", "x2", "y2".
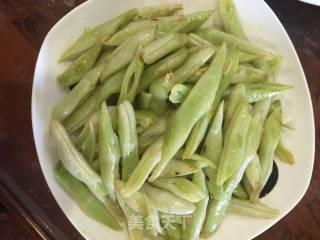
[
  {"x1": 217, "y1": 102, "x2": 251, "y2": 185},
  {"x1": 179, "y1": 10, "x2": 214, "y2": 33},
  {"x1": 136, "y1": 4, "x2": 183, "y2": 19},
  {"x1": 149, "y1": 45, "x2": 226, "y2": 181},
  {"x1": 122, "y1": 137, "x2": 164, "y2": 197},
  {"x1": 203, "y1": 101, "x2": 224, "y2": 200},
  {"x1": 144, "y1": 194, "x2": 164, "y2": 238},
  {"x1": 151, "y1": 177, "x2": 206, "y2": 203},
  {"x1": 245, "y1": 83, "x2": 292, "y2": 103},
  {"x1": 106, "y1": 20, "x2": 154, "y2": 46},
  {"x1": 156, "y1": 10, "x2": 213, "y2": 37},
  {"x1": 183, "y1": 113, "x2": 209, "y2": 159},
  {"x1": 59, "y1": 9, "x2": 137, "y2": 62},
  {"x1": 228, "y1": 198, "x2": 279, "y2": 218},
  {"x1": 142, "y1": 33, "x2": 188, "y2": 64},
  {"x1": 201, "y1": 153, "x2": 252, "y2": 237},
  {"x1": 80, "y1": 119, "x2": 96, "y2": 164},
  {"x1": 101, "y1": 28, "x2": 155, "y2": 81},
  {"x1": 118, "y1": 47, "x2": 144, "y2": 103},
  {"x1": 54, "y1": 164, "x2": 122, "y2": 231},
  {"x1": 115, "y1": 181, "x2": 144, "y2": 240},
  {"x1": 50, "y1": 121, "x2": 122, "y2": 221},
  {"x1": 275, "y1": 141, "x2": 295, "y2": 165},
  {"x1": 185, "y1": 66, "x2": 209, "y2": 83},
  {"x1": 223, "y1": 83, "x2": 246, "y2": 132},
  {"x1": 232, "y1": 65, "x2": 268, "y2": 84},
  {"x1": 160, "y1": 159, "x2": 199, "y2": 177},
  {"x1": 118, "y1": 101, "x2": 139, "y2": 181},
  {"x1": 169, "y1": 84, "x2": 191, "y2": 104},
  {"x1": 166, "y1": 223, "x2": 182, "y2": 240},
  {"x1": 142, "y1": 184, "x2": 195, "y2": 215},
  {"x1": 138, "y1": 111, "x2": 169, "y2": 150},
  {"x1": 95, "y1": 49, "x2": 113, "y2": 65},
  {"x1": 258, "y1": 100, "x2": 282, "y2": 189},
  {"x1": 243, "y1": 99, "x2": 271, "y2": 197},
  {"x1": 63, "y1": 70, "x2": 125, "y2": 133},
  {"x1": 53, "y1": 64, "x2": 104, "y2": 121},
  {"x1": 219, "y1": 0, "x2": 246, "y2": 39},
  {"x1": 74, "y1": 110, "x2": 100, "y2": 147},
  {"x1": 184, "y1": 170, "x2": 209, "y2": 240},
  {"x1": 136, "y1": 111, "x2": 159, "y2": 131},
  {"x1": 136, "y1": 91, "x2": 152, "y2": 110},
  {"x1": 58, "y1": 44, "x2": 102, "y2": 87},
  {"x1": 233, "y1": 184, "x2": 248, "y2": 200},
  {"x1": 99, "y1": 102, "x2": 120, "y2": 202},
  {"x1": 138, "y1": 47, "x2": 188, "y2": 93},
  {"x1": 196, "y1": 27, "x2": 272, "y2": 57}
]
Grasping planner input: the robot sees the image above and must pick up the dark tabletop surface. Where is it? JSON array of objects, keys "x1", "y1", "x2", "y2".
[{"x1": 0, "y1": 0, "x2": 319, "y2": 239}]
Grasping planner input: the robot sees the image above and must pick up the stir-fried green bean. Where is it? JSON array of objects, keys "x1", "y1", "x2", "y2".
[
  {"x1": 150, "y1": 44, "x2": 226, "y2": 181},
  {"x1": 51, "y1": 3, "x2": 294, "y2": 238}
]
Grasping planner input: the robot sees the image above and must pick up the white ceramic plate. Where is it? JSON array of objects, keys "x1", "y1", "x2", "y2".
[
  {"x1": 299, "y1": 0, "x2": 320, "y2": 6},
  {"x1": 32, "y1": 0, "x2": 315, "y2": 239}
]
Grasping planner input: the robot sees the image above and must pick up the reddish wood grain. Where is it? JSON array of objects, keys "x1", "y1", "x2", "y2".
[{"x1": 0, "y1": 0, "x2": 318, "y2": 239}]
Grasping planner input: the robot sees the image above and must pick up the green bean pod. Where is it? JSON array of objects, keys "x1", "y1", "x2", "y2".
[
  {"x1": 223, "y1": 83, "x2": 246, "y2": 133},
  {"x1": 138, "y1": 47, "x2": 189, "y2": 93},
  {"x1": 118, "y1": 48, "x2": 144, "y2": 103},
  {"x1": 101, "y1": 28, "x2": 155, "y2": 81},
  {"x1": 54, "y1": 164, "x2": 122, "y2": 231},
  {"x1": 228, "y1": 198, "x2": 279, "y2": 218},
  {"x1": 156, "y1": 10, "x2": 213, "y2": 37},
  {"x1": 203, "y1": 101, "x2": 224, "y2": 199},
  {"x1": 275, "y1": 141, "x2": 295, "y2": 165},
  {"x1": 142, "y1": 33, "x2": 188, "y2": 64},
  {"x1": 118, "y1": 101, "x2": 139, "y2": 181},
  {"x1": 53, "y1": 64, "x2": 104, "y2": 121},
  {"x1": 74, "y1": 111, "x2": 100, "y2": 147},
  {"x1": 150, "y1": 177, "x2": 206, "y2": 203},
  {"x1": 201, "y1": 153, "x2": 252, "y2": 237},
  {"x1": 196, "y1": 27, "x2": 272, "y2": 57},
  {"x1": 233, "y1": 184, "x2": 248, "y2": 200},
  {"x1": 99, "y1": 102, "x2": 120, "y2": 202},
  {"x1": 50, "y1": 121, "x2": 122, "y2": 222},
  {"x1": 160, "y1": 159, "x2": 199, "y2": 177},
  {"x1": 232, "y1": 65, "x2": 268, "y2": 84},
  {"x1": 136, "y1": 4, "x2": 183, "y2": 19},
  {"x1": 136, "y1": 91, "x2": 152, "y2": 110},
  {"x1": 63, "y1": 70, "x2": 125, "y2": 133},
  {"x1": 243, "y1": 99, "x2": 271, "y2": 198},
  {"x1": 166, "y1": 223, "x2": 182, "y2": 240},
  {"x1": 217, "y1": 102, "x2": 251, "y2": 185},
  {"x1": 106, "y1": 20, "x2": 154, "y2": 46},
  {"x1": 144, "y1": 193, "x2": 164, "y2": 238},
  {"x1": 184, "y1": 170, "x2": 209, "y2": 240},
  {"x1": 258, "y1": 100, "x2": 282, "y2": 189},
  {"x1": 80, "y1": 119, "x2": 96, "y2": 164},
  {"x1": 138, "y1": 112, "x2": 169, "y2": 150},
  {"x1": 245, "y1": 83, "x2": 292, "y2": 103},
  {"x1": 59, "y1": 9, "x2": 137, "y2": 61},
  {"x1": 58, "y1": 44, "x2": 102, "y2": 87},
  {"x1": 136, "y1": 111, "x2": 159, "y2": 131},
  {"x1": 183, "y1": 113, "x2": 209, "y2": 159},
  {"x1": 219, "y1": 0, "x2": 246, "y2": 39},
  {"x1": 115, "y1": 181, "x2": 144, "y2": 240},
  {"x1": 142, "y1": 184, "x2": 196, "y2": 215},
  {"x1": 122, "y1": 137, "x2": 164, "y2": 197},
  {"x1": 169, "y1": 84, "x2": 192, "y2": 104},
  {"x1": 149, "y1": 45, "x2": 226, "y2": 181}
]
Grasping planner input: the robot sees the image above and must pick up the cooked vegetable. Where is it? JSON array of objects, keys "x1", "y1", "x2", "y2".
[{"x1": 51, "y1": 3, "x2": 293, "y2": 239}]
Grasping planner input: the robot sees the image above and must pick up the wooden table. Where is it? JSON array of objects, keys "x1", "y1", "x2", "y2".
[{"x1": 0, "y1": 0, "x2": 319, "y2": 239}]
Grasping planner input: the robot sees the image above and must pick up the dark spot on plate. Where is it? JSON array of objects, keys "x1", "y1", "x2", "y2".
[{"x1": 260, "y1": 161, "x2": 278, "y2": 198}]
